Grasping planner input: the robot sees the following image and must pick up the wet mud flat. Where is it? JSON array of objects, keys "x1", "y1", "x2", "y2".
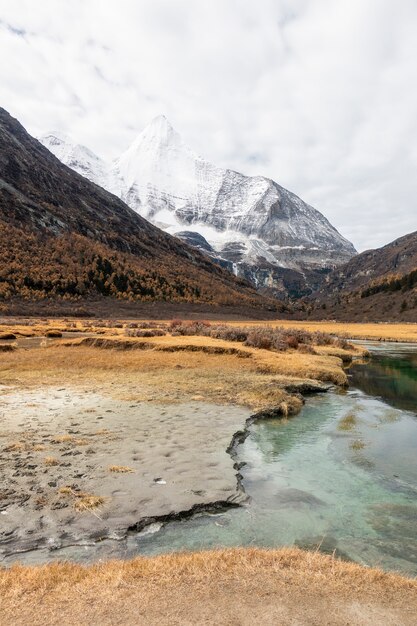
[{"x1": 0, "y1": 386, "x2": 251, "y2": 561}]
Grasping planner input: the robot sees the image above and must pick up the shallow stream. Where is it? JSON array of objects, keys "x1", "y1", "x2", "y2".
[{"x1": 5, "y1": 342, "x2": 417, "y2": 575}]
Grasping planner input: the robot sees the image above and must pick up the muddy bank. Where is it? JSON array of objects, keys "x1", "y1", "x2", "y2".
[{"x1": 0, "y1": 387, "x2": 253, "y2": 560}]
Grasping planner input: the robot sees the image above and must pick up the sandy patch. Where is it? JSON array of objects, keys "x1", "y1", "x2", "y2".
[{"x1": 0, "y1": 386, "x2": 250, "y2": 560}]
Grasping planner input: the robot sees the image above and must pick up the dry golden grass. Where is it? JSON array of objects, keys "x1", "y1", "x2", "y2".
[
  {"x1": 51, "y1": 434, "x2": 74, "y2": 444},
  {"x1": 0, "y1": 331, "x2": 17, "y2": 339},
  {"x1": 45, "y1": 330, "x2": 63, "y2": 338},
  {"x1": 1, "y1": 548, "x2": 416, "y2": 626},
  {"x1": 73, "y1": 494, "x2": 106, "y2": 512},
  {"x1": 44, "y1": 456, "x2": 59, "y2": 466},
  {"x1": 2, "y1": 318, "x2": 417, "y2": 343},
  {"x1": 58, "y1": 487, "x2": 106, "y2": 511},
  {"x1": 0, "y1": 333, "x2": 351, "y2": 414},
  {"x1": 0, "y1": 320, "x2": 126, "y2": 339},
  {"x1": 108, "y1": 465, "x2": 134, "y2": 473}
]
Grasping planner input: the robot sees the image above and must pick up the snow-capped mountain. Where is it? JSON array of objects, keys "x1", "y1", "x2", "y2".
[
  {"x1": 40, "y1": 117, "x2": 356, "y2": 297},
  {"x1": 39, "y1": 132, "x2": 119, "y2": 192}
]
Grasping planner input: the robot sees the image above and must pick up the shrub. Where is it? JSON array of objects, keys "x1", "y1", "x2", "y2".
[
  {"x1": 209, "y1": 325, "x2": 248, "y2": 342},
  {"x1": 334, "y1": 337, "x2": 353, "y2": 350},
  {"x1": 285, "y1": 335, "x2": 299, "y2": 349},
  {"x1": 169, "y1": 319, "x2": 183, "y2": 330},
  {"x1": 171, "y1": 320, "x2": 212, "y2": 336},
  {"x1": 244, "y1": 328, "x2": 286, "y2": 350},
  {"x1": 166, "y1": 320, "x2": 349, "y2": 356},
  {"x1": 125, "y1": 329, "x2": 166, "y2": 337},
  {"x1": 313, "y1": 331, "x2": 334, "y2": 346}
]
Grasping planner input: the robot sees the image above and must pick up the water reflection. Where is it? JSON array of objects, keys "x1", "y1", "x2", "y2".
[{"x1": 349, "y1": 343, "x2": 417, "y2": 414}]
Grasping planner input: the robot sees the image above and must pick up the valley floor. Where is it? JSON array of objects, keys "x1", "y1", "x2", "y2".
[
  {"x1": 0, "y1": 318, "x2": 415, "y2": 624},
  {"x1": 0, "y1": 322, "x2": 352, "y2": 558}
]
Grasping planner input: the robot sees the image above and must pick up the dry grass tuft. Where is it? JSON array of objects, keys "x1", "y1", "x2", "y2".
[
  {"x1": 51, "y1": 435, "x2": 90, "y2": 446},
  {"x1": 3, "y1": 441, "x2": 25, "y2": 452},
  {"x1": 350, "y1": 439, "x2": 366, "y2": 450},
  {"x1": 338, "y1": 412, "x2": 358, "y2": 431},
  {"x1": 73, "y1": 494, "x2": 106, "y2": 511},
  {"x1": 58, "y1": 486, "x2": 106, "y2": 511},
  {"x1": 108, "y1": 465, "x2": 134, "y2": 473},
  {"x1": 44, "y1": 456, "x2": 59, "y2": 466},
  {"x1": 51, "y1": 434, "x2": 74, "y2": 444}
]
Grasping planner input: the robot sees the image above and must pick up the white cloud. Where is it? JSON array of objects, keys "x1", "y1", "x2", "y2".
[{"x1": 0, "y1": 0, "x2": 416, "y2": 251}]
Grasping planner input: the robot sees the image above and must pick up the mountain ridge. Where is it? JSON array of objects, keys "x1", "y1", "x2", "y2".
[
  {"x1": 0, "y1": 107, "x2": 280, "y2": 313},
  {"x1": 307, "y1": 231, "x2": 417, "y2": 321}
]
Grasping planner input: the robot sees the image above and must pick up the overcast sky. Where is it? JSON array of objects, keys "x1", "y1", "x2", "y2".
[{"x1": 1, "y1": 0, "x2": 416, "y2": 251}]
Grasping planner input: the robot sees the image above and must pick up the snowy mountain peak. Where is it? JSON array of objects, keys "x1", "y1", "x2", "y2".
[
  {"x1": 144, "y1": 114, "x2": 175, "y2": 137},
  {"x1": 40, "y1": 117, "x2": 357, "y2": 298},
  {"x1": 125, "y1": 115, "x2": 186, "y2": 155},
  {"x1": 113, "y1": 115, "x2": 201, "y2": 198}
]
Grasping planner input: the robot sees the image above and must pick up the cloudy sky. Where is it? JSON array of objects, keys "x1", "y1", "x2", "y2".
[{"x1": 1, "y1": 0, "x2": 416, "y2": 251}]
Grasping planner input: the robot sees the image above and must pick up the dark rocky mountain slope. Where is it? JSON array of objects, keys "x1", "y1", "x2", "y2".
[
  {"x1": 0, "y1": 108, "x2": 281, "y2": 314},
  {"x1": 307, "y1": 231, "x2": 417, "y2": 321}
]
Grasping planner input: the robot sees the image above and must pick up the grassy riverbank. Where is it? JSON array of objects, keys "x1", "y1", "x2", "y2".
[
  {"x1": 2, "y1": 547, "x2": 416, "y2": 625},
  {"x1": 0, "y1": 320, "x2": 361, "y2": 413}
]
